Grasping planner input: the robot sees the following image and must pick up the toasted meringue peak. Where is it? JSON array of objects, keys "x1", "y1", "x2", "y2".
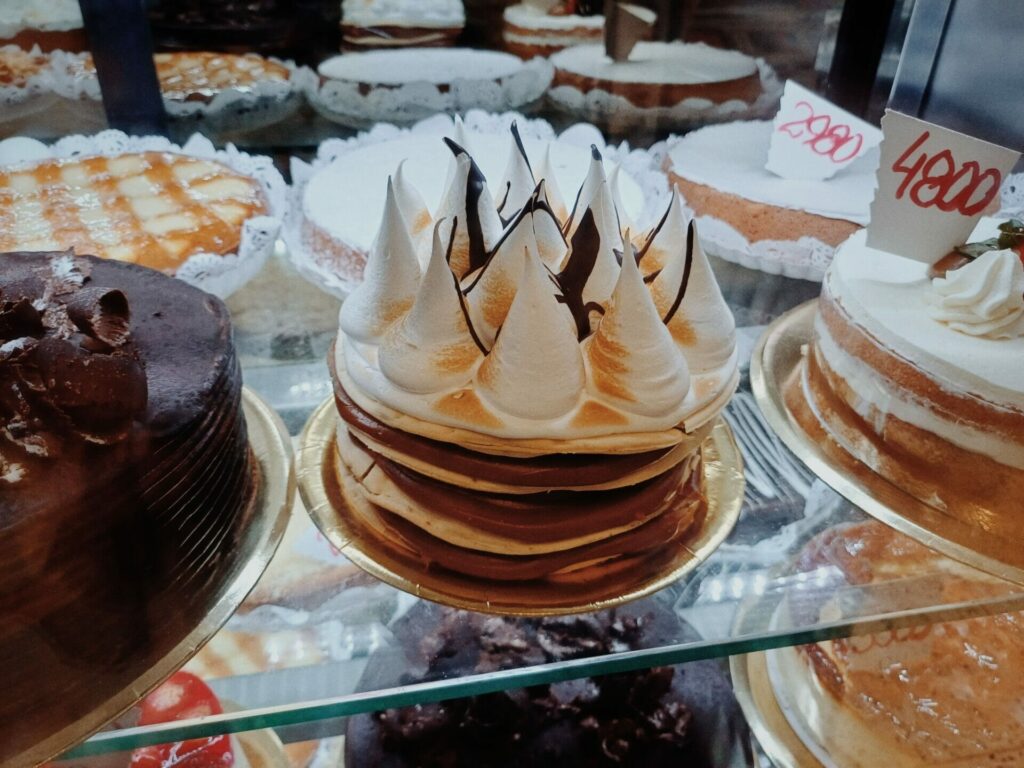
[
  {"x1": 585, "y1": 241, "x2": 690, "y2": 417},
  {"x1": 564, "y1": 147, "x2": 621, "y2": 251},
  {"x1": 463, "y1": 207, "x2": 537, "y2": 347},
  {"x1": 535, "y1": 144, "x2": 568, "y2": 224},
  {"x1": 496, "y1": 121, "x2": 536, "y2": 222},
  {"x1": 532, "y1": 181, "x2": 569, "y2": 269},
  {"x1": 650, "y1": 220, "x2": 736, "y2": 373},
  {"x1": 556, "y1": 184, "x2": 623, "y2": 339},
  {"x1": 638, "y1": 189, "x2": 686, "y2": 276},
  {"x1": 434, "y1": 138, "x2": 504, "y2": 279},
  {"x1": 609, "y1": 164, "x2": 636, "y2": 237},
  {"x1": 476, "y1": 248, "x2": 584, "y2": 420},
  {"x1": 340, "y1": 178, "x2": 422, "y2": 344},
  {"x1": 392, "y1": 161, "x2": 431, "y2": 241},
  {"x1": 378, "y1": 222, "x2": 484, "y2": 394}
]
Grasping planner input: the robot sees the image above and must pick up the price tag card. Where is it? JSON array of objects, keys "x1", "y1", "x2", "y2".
[
  {"x1": 866, "y1": 111, "x2": 1020, "y2": 263},
  {"x1": 766, "y1": 80, "x2": 882, "y2": 181}
]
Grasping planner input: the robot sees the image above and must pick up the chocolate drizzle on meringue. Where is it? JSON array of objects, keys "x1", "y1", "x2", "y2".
[
  {"x1": 446, "y1": 219, "x2": 489, "y2": 356},
  {"x1": 443, "y1": 138, "x2": 492, "y2": 277},
  {"x1": 557, "y1": 207, "x2": 607, "y2": 341},
  {"x1": 496, "y1": 121, "x2": 536, "y2": 225},
  {"x1": 662, "y1": 222, "x2": 695, "y2": 326}
]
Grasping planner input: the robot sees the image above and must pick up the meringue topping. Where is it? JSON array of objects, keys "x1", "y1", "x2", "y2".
[
  {"x1": 340, "y1": 178, "x2": 422, "y2": 344},
  {"x1": 496, "y1": 122, "x2": 536, "y2": 223},
  {"x1": 476, "y1": 248, "x2": 584, "y2": 420},
  {"x1": 535, "y1": 144, "x2": 568, "y2": 224},
  {"x1": 531, "y1": 181, "x2": 569, "y2": 268},
  {"x1": 434, "y1": 139, "x2": 504, "y2": 278},
  {"x1": 392, "y1": 161, "x2": 431, "y2": 243},
  {"x1": 584, "y1": 242, "x2": 691, "y2": 417},
  {"x1": 378, "y1": 222, "x2": 484, "y2": 394}
]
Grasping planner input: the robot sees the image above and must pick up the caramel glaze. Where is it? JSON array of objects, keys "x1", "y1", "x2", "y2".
[
  {"x1": 359, "y1": 459, "x2": 705, "y2": 582},
  {"x1": 352, "y1": 431, "x2": 693, "y2": 547},
  {"x1": 332, "y1": 369, "x2": 677, "y2": 488},
  {"x1": 0, "y1": 253, "x2": 253, "y2": 764}
]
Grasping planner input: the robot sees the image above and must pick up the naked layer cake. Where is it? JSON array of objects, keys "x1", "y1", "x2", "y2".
[
  {"x1": 329, "y1": 129, "x2": 738, "y2": 593},
  {"x1": 502, "y1": 1, "x2": 604, "y2": 59},
  {"x1": 340, "y1": 0, "x2": 464, "y2": 50},
  {"x1": 790, "y1": 218, "x2": 1024, "y2": 534},
  {"x1": 0, "y1": 252, "x2": 254, "y2": 764},
  {"x1": 770, "y1": 520, "x2": 1024, "y2": 767},
  {"x1": 667, "y1": 120, "x2": 878, "y2": 279}
]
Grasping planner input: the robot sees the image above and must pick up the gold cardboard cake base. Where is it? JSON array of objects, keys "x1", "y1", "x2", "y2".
[
  {"x1": 297, "y1": 397, "x2": 744, "y2": 617},
  {"x1": 731, "y1": 652, "x2": 825, "y2": 768},
  {"x1": 751, "y1": 301, "x2": 1024, "y2": 587},
  {"x1": 22, "y1": 388, "x2": 294, "y2": 767}
]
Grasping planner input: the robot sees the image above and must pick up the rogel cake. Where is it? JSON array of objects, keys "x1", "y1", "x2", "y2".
[
  {"x1": 0, "y1": 0, "x2": 86, "y2": 53},
  {"x1": 0, "y1": 251, "x2": 254, "y2": 764},
  {"x1": 340, "y1": 0, "x2": 464, "y2": 50},
  {"x1": 790, "y1": 217, "x2": 1024, "y2": 533},
  {"x1": 297, "y1": 120, "x2": 647, "y2": 285},
  {"x1": 345, "y1": 599, "x2": 750, "y2": 767},
  {"x1": 0, "y1": 150, "x2": 268, "y2": 273},
  {"x1": 548, "y1": 41, "x2": 777, "y2": 132},
  {"x1": 667, "y1": 120, "x2": 878, "y2": 279},
  {"x1": 770, "y1": 520, "x2": 1024, "y2": 767},
  {"x1": 329, "y1": 128, "x2": 738, "y2": 590},
  {"x1": 502, "y1": 1, "x2": 605, "y2": 59}
]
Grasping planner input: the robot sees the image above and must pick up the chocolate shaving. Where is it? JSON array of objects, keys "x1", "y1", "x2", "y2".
[{"x1": 65, "y1": 287, "x2": 131, "y2": 348}]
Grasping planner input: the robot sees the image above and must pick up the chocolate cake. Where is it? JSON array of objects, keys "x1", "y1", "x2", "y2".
[
  {"x1": 0, "y1": 251, "x2": 255, "y2": 764},
  {"x1": 346, "y1": 600, "x2": 749, "y2": 767}
]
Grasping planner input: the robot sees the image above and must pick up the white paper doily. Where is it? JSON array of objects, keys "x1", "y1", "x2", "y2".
[
  {"x1": 0, "y1": 130, "x2": 286, "y2": 298},
  {"x1": 306, "y1": 56, "x2": 554, "y2": 129},
  {"x1": 285, "y1": 109, "x2": 672, "y2": 298},
  {"x1": 0, "y1": 45, "x2": 63, "y2": 126},
  {"x1": 547, "y1": 58, "x2": 782, "y2": 133}
]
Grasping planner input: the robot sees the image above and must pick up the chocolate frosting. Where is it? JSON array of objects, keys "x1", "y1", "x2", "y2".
[{"x1": 345, "y1": 600, "x2": 750, "y2": 768}]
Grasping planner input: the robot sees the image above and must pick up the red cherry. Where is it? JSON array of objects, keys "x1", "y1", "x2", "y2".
[{"x1": 129, "y1": 672, "x2": 233, "y2": 768}]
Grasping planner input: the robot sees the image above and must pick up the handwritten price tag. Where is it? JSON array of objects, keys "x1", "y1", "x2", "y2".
[
  {"x1": 866, "y1": 111, "x2": 1020, "y2": 263},
  {"x1": 766, "y1": 81, "x2": 882, "y2": 181}
]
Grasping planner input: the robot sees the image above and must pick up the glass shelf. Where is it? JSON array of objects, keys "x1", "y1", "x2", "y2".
[{"x1": 56, "y1": 250, "x2": 1024, "y2": 761}]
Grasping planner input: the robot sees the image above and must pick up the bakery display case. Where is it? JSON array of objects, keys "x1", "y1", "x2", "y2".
[{"x1": 3, "y1": 0, "x2": 1023, "y2": 765}]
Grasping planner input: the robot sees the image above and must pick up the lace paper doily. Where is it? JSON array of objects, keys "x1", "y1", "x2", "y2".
[
  {"x1": 0, "y1": 130, "x2": 286, "y2": 298},
  {"x1": 285, "y1": 109, "x2": 672, "y2": 298},
  {"x1": 547, "y1": 59, "x2": 782, "y2": 133},
  {"x1": 306, "y1": 57, "x2": 554, "y2": 129}
]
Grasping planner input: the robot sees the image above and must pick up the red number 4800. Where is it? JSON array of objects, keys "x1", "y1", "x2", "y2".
[{"x1": 892, "y1": 131, "x2": 1002, "y2": 216}]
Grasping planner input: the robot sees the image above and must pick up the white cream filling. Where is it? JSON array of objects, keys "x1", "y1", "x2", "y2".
[{"x1": 814, "y1": 313, "x2": 1024, "y2": 469}]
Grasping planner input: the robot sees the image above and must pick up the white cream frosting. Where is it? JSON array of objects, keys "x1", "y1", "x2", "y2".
[
  {"x1": 504, "y1": 4, "x2": 604, "y2": 30},
  {"x1": 376, "y1": 223, "x2": 483, "y2": 393},
  {"x1": 341, "y1": 0, "x2": 465, "y2": 27},
  {"x1": 0, "y1": 0, "x2": 82, "y2": 37},
  {"x1": 336, "y1": 126, "x2": 738, "y2": 439},
  {"x1": 551, "y1": 41, "x2": 757, "y2": 85},
  {"x1": 476, "y1": 249, "x2": 584, "y2": 419},
  {"x1": 930, "y1": 249, "x2": 1024, "y2": 339},
  {"x1": 303, "y1": 131, "x2": 645, "y2": 257},
  {"x1": 319, "y1": 49, "x2": 522, "y2": 86},
  {"x1": 668, "y1": 120, "x2": 878, "y2": 224},
  {"x1": 826, "y1": 219, "x2": 1024, "y2": 412},
  {"x1": 339, "y1": 178, "x2": 422, "y2": 343}
]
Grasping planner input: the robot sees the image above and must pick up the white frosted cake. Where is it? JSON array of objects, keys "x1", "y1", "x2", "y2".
[
  {"x1": 340, "y1": 0, "x2": 464, "y2": 50},
  {"x1": 0, "y1": 0, "x2": 85, "y2": 52},
  {"x1": 792, "y1": 217, "x2": 1024, "y2": 531},
  {"x1": 502, "y1": 3, "x2": 604, "y2": 59},
  {"x1": 548, "y1": 41, "x2": 778, "y2": 132},
  {"x1": 667, "y1": 120, "x2": 878, "y2": 279},
  {"x1": 310, "y1": 48, "x2": 552, "y2": 128},
  {"x1": 297, "y1": 122, "x2": 648, "y2": 285}
]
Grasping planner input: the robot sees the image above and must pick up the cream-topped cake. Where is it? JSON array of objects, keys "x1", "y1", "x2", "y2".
[
  {"x1": 340, "y1": 0, "x2": 464, "y2": 50},
  {"x1": 667, "y1": 120, "x2": 878, "y2": 278},
  {"x1": 502, "y1": 3, "x2": 604, "y2": 59},
  {"x1": 327, "y1": 127, "x2": 739, "y2": 590},
  {"x1": 548, "y1": 41, "x2": 776, "y2": 132},
  {"x1": 791, "y1": 218, "x2": 1024, "y2": 530},
  {"x1": 0, "y1": 0, "x2": 86, "y2": 52},
  {"x1": 299, "y1": 124, "x2": 646, "y2": 283},
  {"x1": 770, "y1": 520, "x2": 1024, "y2": 768}
]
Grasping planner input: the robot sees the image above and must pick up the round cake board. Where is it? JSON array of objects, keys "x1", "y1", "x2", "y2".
[
  {"x1": 296, "y1": 397, "x2": 744, "y2": 616},
  {"x1": 24, "y1": 388, "x2": 294, "y2": 767},
  {"x1": 751, "y1": 301, "x2": 1024, "y2": 587}
]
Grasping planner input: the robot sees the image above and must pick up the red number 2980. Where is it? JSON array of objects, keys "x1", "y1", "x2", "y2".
[
  {"x1": 776, "y1": 101, "x2": 864, "y2": 164},
  {"x1": 891, "y1": 131, "x2": 1002, "y2": 216}
]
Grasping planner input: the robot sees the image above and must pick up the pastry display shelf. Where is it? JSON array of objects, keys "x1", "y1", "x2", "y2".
[{"x1": 55, "y1": 252, "x2": 1024, "y2": 761}]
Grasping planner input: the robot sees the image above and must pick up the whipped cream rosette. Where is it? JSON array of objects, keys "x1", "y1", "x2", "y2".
[{"x1": 326, "y1": 126, "x2": 739, "y2": 593}]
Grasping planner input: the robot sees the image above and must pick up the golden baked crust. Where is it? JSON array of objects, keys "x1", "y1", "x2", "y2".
[{"x1": 0, "y1": 151, "x2": 267, "y2": 273}]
